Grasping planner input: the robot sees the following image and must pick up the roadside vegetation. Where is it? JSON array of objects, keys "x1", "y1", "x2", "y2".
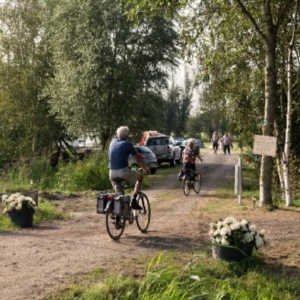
[
  {"x1": 2, "y1": 0, "x2": 300, "y2": 211},
  {"x1": 2, "y1": 153, "x2": 298, "y2": 299},
  {"x1": 41, "y1": 170, "x2": 300, "y2": 299},
  {"x1": 0, "y1": 151, "x2": 111, "y2": 193},
  {"x1": 0, "y1": 150, "x2": 152, "y2": 231},
  {"x1": 2, "y1": 145, "x2": 299, "y2": 232},
  {"x1": 42, "y1": 250, "x2": 299, "y2": 300}
]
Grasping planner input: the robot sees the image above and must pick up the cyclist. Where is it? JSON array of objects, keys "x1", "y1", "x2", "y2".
[
  {"x1": 108, "y1": 126, "x2": 150, "y2": 209},
  {"x1": 178, "y1": 139, "x2": 203, "y2": 180}
]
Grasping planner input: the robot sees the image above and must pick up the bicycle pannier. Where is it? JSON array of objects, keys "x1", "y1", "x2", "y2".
[
  {"x1": 113, "y1": 195, "x2": 130, "y2": 216},
  {"x1": 96, "y1": 194, "x2": 108, "y2": 214}
]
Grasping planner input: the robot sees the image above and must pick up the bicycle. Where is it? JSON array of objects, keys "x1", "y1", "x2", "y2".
[
  {"x1": 179, "y1": 168, "x2": 202, "y2": 196},
  {"x1": 97, "y1": 178, "x2": 151, "y2": 240}
]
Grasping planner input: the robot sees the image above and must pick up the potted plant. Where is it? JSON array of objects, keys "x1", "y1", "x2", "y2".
[
  {"x1": 209, "y1": 216, "x2": 270, "y2": 261},
  {"x1": 2, "y1": 193, "x2": 38, "y2": 227}
]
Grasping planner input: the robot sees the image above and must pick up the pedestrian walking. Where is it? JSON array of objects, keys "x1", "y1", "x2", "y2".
[
  {"x1": 211, "y1": 131, "x2": 219, "y2": 154},
  {"x1": 222, "y1": 132, "x2": 233, "y2": 154}
]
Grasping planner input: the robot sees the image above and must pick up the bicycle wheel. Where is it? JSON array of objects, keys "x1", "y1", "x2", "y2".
[
  {"x1": 106, "y1": 207, "x2": 125, "y2": 240},
  {"x1": 194, "y1": 173, "x2": 202, "y2": 193},
  {"x1": 135, "y1": 192, "x2": 151, "y2": 233},
  {"x1": 183, "y1": 178, "x2": 190, "y2": 196}
]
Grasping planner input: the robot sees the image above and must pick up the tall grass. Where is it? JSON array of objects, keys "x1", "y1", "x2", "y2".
[
  {"x1": 0, "y1": 151, "x2": 112, "y2": 193},
  {"x1": 44, "y1": 252, "x2": 300, "y2": 299},
  {"x1": 54, "y1": 152, "x2": 111, "y2": 191}
]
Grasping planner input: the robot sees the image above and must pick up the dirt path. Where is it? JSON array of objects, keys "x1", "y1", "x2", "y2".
[{"x1": 1, "y1": 153, "x2": 299, "y2": 299}]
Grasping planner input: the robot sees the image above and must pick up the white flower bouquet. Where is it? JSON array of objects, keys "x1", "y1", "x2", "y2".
[
  {"x1": 2, "y1": 193, "x2": 38, "y2": 214},
  {"x1": 209, "y1": 216, "x2": 270, "y2": 250}
]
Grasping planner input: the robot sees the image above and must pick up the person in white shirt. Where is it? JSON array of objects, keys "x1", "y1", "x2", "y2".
[
  {"x1": 222, "y1": 132, "x2": 233, "y2": 154},
  {"x1": 211, "y1": 131, "x2": 219, "y2": 154}
]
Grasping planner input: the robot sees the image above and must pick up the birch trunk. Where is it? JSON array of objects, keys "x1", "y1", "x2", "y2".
[
  {"x1": 259, "y1": 39, "x2": 277, "y2": 206},
  {"x1": 282, "y1": 34, "x2": 295, "y2": 206}
]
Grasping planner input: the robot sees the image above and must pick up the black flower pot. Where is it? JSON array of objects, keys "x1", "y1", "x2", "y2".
[
  {"x1": 8, "y1": 210, "x2": 34, "y2": 227},
  {"x1": 212, "y1": 243, "x2": 254, "y2": 262}
]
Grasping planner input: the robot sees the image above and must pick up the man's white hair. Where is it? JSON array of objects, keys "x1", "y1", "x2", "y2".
[{"x1": 117, "y1": 126, "x2": 129, "y2": 139}]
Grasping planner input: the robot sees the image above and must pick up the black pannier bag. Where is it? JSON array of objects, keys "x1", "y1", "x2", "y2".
[
  {"x1": 96, "y1": 194, "x2": 110, "y2": 214},
  {"x1": 113, "y1": 195, "x2": 130, "y2": 216}
]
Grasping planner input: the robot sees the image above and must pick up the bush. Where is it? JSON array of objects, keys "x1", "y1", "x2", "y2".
[
  {"x1": 55, "y1": 152, "x2": 111, "y2": 191},
  {"x1": 0, "y1": 151, "x2": 112, "y2": 193}
]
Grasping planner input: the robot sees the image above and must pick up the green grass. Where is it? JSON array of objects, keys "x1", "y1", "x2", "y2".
[
  {"x1": 42, "y1": 252, "x2": 300, "y2": 300},
  {"x1": 2, "y1": 150, "x2": 300, "y2": 299},
  {"x1": 38, "y1": 163, "x2": 300, "y2": 300}
]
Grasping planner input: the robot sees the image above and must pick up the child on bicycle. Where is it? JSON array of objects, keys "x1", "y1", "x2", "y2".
[{"x1": 178, "y1": 139, "x2": 203, "y2": 180}]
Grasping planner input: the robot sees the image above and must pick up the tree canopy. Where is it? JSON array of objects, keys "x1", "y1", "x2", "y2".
[{"x1": 43, "y1": 0, "x2": 180, "y2": 149}]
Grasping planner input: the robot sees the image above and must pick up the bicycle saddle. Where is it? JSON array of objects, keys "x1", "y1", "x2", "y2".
[{"x1": 112, "y1": 177, "x2": 125, "y2": 182}]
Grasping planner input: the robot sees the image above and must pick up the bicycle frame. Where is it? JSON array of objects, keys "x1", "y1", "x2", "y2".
[
  {"x1": 102, "y1": 178, "x2": 151, "y2": 240},
  {"x1": 181, "y1": 168, "x2": 195, "y2": 180}
]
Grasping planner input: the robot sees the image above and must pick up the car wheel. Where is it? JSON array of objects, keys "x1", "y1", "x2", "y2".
[
  {"x1": 149, "y1": 168, "x2": 157, "y2": 175},
  {"x1": 169, "y1": 155, "x2": 175, "y2": 167}
]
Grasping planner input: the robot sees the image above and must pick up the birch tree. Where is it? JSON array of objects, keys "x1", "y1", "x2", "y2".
[{"x1": 277, "y1": 0, "x2": 299, "y2": 206}]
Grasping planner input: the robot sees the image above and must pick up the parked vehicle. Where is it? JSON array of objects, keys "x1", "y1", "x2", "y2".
[
  {"x1": 128, "y1": 146, "x2": 158, "y2": 175},
  {"x1": 174, "y1": 137, "x2": 185, "y2": 145},
  {"x1": 182, "y1": 138, "x2": 204, "y2": 148},
  {"x1": 143, "y1": 135, "x2": 182, "y2": 167}
]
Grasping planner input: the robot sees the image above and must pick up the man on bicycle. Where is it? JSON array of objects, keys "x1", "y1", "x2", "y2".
[{"x1": 108, "y1": 126, "x2": 150, "y2": 209}]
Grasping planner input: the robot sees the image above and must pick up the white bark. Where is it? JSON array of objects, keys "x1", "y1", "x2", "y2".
[
  {"x1": 280, "y1": 0, "x2": 298, "y2": 206},
  {"x1": 282, "y1": 25, "x2": 296, "y2": 206}
]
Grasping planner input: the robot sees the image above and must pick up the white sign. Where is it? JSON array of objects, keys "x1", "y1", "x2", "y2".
[{"x1": 253, "y1": 135, "x2": 277, "y2": 157}]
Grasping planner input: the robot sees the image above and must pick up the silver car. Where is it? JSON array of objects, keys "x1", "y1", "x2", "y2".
[{"x1": 128, "y1": 146, "x2": 158, "y2": 175}]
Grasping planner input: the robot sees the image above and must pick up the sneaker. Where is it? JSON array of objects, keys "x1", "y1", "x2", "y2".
[
  {"x1": 115, "y1": 217, "x2": 124, "y2": 229},
  {"x1": 131, "y1": 198, "x2": 142, "y2": 210},
  {"x1": 178, "y1": 172, "x2": 183, "y2": 181},
  {"x1": 115, "y1": 222, "x2": 124, "y2": 229}
]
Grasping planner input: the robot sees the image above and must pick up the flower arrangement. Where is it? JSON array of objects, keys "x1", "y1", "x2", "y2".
[
  {"x1": 2, "y1": 193, "x2": 38, "y2": 214},
  {"x1": 209, "y1": 216, "x2": 270, "y2": 250}
]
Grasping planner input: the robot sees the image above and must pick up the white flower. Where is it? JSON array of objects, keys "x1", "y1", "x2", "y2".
[
  {"x1": 255, "y1": 235, "x2": 264, "y2": 248},
  {"x1": 208, "y1": 229, "x2": 214, "y2": 236},
  {"x1": 242, "y1": 232, "x2": 254, "y2": 243},
  {"x1": 230, "y1": 223, "x2": 240, "y2": 231},
  {"x1": 260, "y1": 229, "x2": 268, "y2": 235},
  {"x1": 263, "y1": 235, "x2": 271, "y2": 247},
  {"x1": 1, "y1": 195, "x2": 8, "y2": 202},
  {"x1": 215, "y1": 237, "x2": 222, "y2": 243},
  {"x1": 217, "y1": 221, "x2": 224, "y2": 229},
  {"x1": 9, "y1": 202, "x2": 17, "y2": 210},
  {"x1": 15, "y1": 203, "x2": 22, "y2": 210},
  {"x1": 2, "y1": 193, "x2": 37, "y2": 214},
  {"x1": 221, "y1": 237, "x2": 230, "y2": 245},
  {"x1": 239, "y1": 221, "x2": 248, "y2": 231},
  {"x1": 214, "y1": 229, "x2": 221, "y2": 236},
  {"x1": 220, "y1": 226, "x2": 231, "y2": 236},
  {"x1": 223, "y1": 217, "x2": 237, "y2": 224},
  {"x1": 209, "y1": 216, "x2": 270, "y2": 250}
]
